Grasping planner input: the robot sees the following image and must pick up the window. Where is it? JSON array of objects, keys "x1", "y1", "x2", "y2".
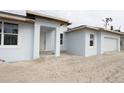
[
  {"x1": 4, "y1": 23, "x2": 18, "y2": 45},
  {"x1": 60, "y1": 33, "x2": 63, "y2": 45},
  {"x1": 0, "y1": 22, "x2": 1, "y2": 45},
  {"x1": 90, "y1": 34, "x2": 94, "y2": 46}
]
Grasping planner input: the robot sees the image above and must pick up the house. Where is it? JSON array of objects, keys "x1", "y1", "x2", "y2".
[
  {"x1": 65, "y1": 25, "x2": 124, "y2": 56},
  {"x1": 0, "y1": 10, "x2": 71, "y2": 62},
  {"x1": 0, "y1": 10, "x2": 124, "y2": 62}
]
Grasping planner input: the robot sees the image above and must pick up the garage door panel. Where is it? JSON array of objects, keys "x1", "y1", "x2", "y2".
[{"x1": 104, "y1": 37, "x2": 118, "y2": 52}]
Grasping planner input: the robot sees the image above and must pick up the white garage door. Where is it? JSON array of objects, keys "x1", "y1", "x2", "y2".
[{"x1": 104, "y1": 37, "x2": 118, "y2": 52}]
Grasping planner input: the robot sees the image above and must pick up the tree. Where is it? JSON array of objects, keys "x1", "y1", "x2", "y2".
[{"x1": 102, "y1": 17, "x2": 112, "y2": 29}]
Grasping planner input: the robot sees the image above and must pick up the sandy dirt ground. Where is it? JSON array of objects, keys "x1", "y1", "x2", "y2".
[{"x1": 1, "y1": 52, "x2": 124, "y2": 83}]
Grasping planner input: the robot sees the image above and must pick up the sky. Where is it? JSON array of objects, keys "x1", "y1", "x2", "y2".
[{"x1": 3, "y1": 10, "x2": 124, "y2": 31}]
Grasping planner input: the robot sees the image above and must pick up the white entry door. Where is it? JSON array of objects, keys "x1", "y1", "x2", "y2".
[{"x1": 104, "y1": 37, "x2": 118, "y2": 52}]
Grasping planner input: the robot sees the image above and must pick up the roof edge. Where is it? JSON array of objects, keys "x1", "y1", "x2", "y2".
[
  {"x1": 26, "y1": 10, "x2": 71, "y2": 25},
  {"x1": 0, "y1": 11, "x2": 35, "y2": 23},
  {"x1": 66, "y1": 25, "x2": 124, "y2": 35}
]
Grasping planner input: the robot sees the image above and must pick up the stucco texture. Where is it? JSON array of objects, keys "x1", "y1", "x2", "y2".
[
  {"x1": 0, "y1": 20, "x2": 34, "y2": 62},
  {"x1": 65, "y1": 29, "x2": 120, "y2": 57}
]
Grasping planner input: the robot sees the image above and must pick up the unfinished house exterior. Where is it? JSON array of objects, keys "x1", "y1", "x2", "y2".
[
  {"x1": 0, "y1": 11, "x2": 70, "y2": 62},
  {"x1": 65, "y1": 25, "x2": 123, "y2": 56},
  {"x1": 0, "y1": 11, "x2": 124, "y2": 62}
]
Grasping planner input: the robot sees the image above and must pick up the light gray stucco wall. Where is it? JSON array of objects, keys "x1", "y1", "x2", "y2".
[
  {"x1": 97, "y1": 31, "x2": 102, "y2": 55},
  {"x1": 85, "y1": 29, "x2": 98, "y2": 56},
  {"x1": 65, "y1": 30, "x2": 85, "y2": 56},
  {"x1": 35, "y1": 17, "x2": 68, "y2": 52},
  {"x1": 0, "y1": 17, "x2": 68, "y2": 62},
  {"x1": 85, "y1": 30, "x2": 120, "y2": 56},
  {"x1": 59, "y1": 25, "x2": 68, "y2": 51},
  {"x1": 34, "y1": 17, "x2": 68, "y2": 58},
  {"x1": 65, "y1": 29, "x2": 121, "y2": 57},
  {"x1": 0, "y1": 19, "x2": 34, "y2": 62}
]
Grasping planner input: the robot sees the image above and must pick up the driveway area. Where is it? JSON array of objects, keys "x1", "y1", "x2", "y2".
[{"x1": 1, "y1": 52, "x2": 124, "y2": 83}]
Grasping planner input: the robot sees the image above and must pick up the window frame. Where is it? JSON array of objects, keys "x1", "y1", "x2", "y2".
[
  {"x1": 0, "y1": 21, "x2": 19, "y2": 48},
  {"x1": 89, "y1": 34, "x2": 94, "y2": 47}
]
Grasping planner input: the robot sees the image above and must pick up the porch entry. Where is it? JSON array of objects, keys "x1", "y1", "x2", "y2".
[{"x1": 40, "y1": 26, "x2": 56, "y2": 55}]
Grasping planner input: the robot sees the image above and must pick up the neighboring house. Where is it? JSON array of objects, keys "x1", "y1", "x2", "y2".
[
  {"x1": 0, "y1": 10, "x2": 71, "y2": 62},
  {"x1": 65, "y1": 25, "x2": 124, "y2": 56}
]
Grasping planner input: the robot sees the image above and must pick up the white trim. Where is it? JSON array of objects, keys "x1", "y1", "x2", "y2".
[
  {"x1": 0, "y1": 20, "x2": 19, "y2": 48},
  {"x1": 89, "y1": 34, "x2": 95, "y2": 47},
  {"x1": 55, "y1": 27, "x2": 60, "y2": 56},
  {"x1": 0, "y1": 45, "x2": 20, "y2": 48},
  {"x1": 33, "y1": 23, "x2": 40, "y2": 59}
]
